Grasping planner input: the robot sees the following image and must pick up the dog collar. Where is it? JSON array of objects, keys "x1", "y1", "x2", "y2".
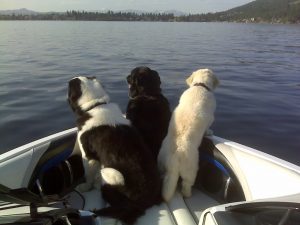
[
  {"x1": 84, "y1": 101, "x2": 106, "y2": 112},
  {"x1": 193, "y1": 83, "x2": 211, "y2": 92}
]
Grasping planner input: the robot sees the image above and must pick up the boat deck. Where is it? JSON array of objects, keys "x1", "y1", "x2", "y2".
[{"x1": 68, "y1": 187, "x2": 220, "y2": 225}]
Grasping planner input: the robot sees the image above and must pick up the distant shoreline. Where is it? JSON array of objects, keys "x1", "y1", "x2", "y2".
[
  {"x1": 1, "y1": 9, "x2": 299, "y2": 24},
  {"x1": 0, "y1": 19, "x2": 299, "y2": 25}
]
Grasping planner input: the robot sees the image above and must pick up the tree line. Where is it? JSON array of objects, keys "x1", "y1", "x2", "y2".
[
  {"x1": 0, "y1": 11, "x2": 176, "y2": 22},
  {"x1": 0, "y1": 8, "x2": 299, "y2": 23}
]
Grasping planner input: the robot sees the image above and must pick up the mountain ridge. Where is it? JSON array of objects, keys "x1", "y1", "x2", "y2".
[
  {"x1": 0, "y1": 8, "x2": 39, "y2": 15},
  {"x1": 222, "y1": 0, "x2": 300, "y2": 22}
]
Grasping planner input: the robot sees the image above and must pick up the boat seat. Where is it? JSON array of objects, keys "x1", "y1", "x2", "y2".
[
  {"x1": 27, "y1": 133, "x2": 85, "y2": 199},
  {"x1": 70, "y1": 187, "x2": 219, "y2": 225}
]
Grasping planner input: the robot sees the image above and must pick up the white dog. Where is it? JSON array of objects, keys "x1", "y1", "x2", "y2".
[{"x1": 158, "y1": 68, "x2": 219, "y2": 202}]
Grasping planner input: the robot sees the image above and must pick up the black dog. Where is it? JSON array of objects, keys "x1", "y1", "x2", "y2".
[
  {"x1": 126, "y1": 67, "x2": 171, "y2": 160},
  {"x1": 68, "y1": 76, "x2": 162, "y2": 224}
]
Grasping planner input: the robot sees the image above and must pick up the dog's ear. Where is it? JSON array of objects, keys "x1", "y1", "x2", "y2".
[
  {"x1": 126, "y1": 74, "x2": 133, "y2": 84},
  {"x1": 128, "y1": 67, "x2": 142, "y2": 86},
  {"x1": 135, "y1": 67, "x2": 161, "y2": 87},
  {"x1": 87, "y1": 76, "x2": 96, "y2": 80},
  {"x1": 149, "y1": 69, "x2": 161, "y2": 88},
  {"x1": 68, "y1": 79, "x2": 81, "y2": 101},
  {"x1": 210, "y1": 71, "x2": 219, "y2": 89},
  {"x1": 213, "y1": 75, "x2": 220, "y2": 89},
  {"x1": 186, "y1": 73, "x2": 194, "y2": 86},
  {"x1": 68, "y1": 78, "x2": 82, "y2": 112}
]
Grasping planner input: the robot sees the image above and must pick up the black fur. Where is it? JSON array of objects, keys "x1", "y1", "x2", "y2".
[
  {"x1": 126, "y1": 67, "x2": 171, "y2": 159},
  {"x1": 68, "y1": 78, "x2": 84, "y2": 115},
  {"x1": 80, "y1": 125, "x2": 162, "y2": 224},
  {"x1": 68, "y1": 77, "x2": 162, "y2": 224}
]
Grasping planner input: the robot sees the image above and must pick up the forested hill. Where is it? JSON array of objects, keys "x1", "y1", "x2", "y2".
[
  {"x1": 0, "y1": 0, "x2": 300, "y2": 23},
  {"x1": 177, "y1": 0, "x2": 300, "y2": 23},
  {"x1": 222, "y1": 0, "x2": 300, "y2": 23}
]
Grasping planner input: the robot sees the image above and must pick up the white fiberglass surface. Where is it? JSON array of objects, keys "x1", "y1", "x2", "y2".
[
  {"x1": 212, "y1": 136, "x2": 300, "y2": 200},
  {"x1": 232, "y1": 149, "x2": 300, "y2": 200},
  {"x1": 0, "y1": 149, "x2": 33, "y2": 189}
]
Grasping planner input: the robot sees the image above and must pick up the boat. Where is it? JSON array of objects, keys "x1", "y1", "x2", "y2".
[{"x1": 1, "y1": 127, "x2": 300, "y2": 225}]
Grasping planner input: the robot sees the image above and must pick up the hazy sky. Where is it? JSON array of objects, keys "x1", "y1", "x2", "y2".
[{"x1": 0, "y1": 0, "x2": 253, "y2": 13}]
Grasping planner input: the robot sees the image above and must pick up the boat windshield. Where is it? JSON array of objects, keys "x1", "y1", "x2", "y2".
[{"x1": 212, "y1": 202, "x2": 300, "y2": 225}]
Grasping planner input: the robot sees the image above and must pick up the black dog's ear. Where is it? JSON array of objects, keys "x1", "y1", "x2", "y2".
[
  {"x1": 126, "y1": 74, "x2": 133, "y2": 84},
  {"x1": 68, "y1": 78, "x2": 82, "y2": 112},
  {"x1": 150, "y1": 69, "x2": 161, "y2": 87},
  {"x1": 137, "y1": 69, "x2": 161, "y2": 88},
  {"x1": 68, "y1": 79, "x2": 81, "y2": 101},
  {"x1": 136, "y1": 68, "x2": 162, "y2": 96},
  {"x1": 128, "y1": 66, "x2": 144, "y2": 85}
]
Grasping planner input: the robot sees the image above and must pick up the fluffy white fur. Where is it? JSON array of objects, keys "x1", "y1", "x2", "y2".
[
  {"x1": 158, "y1": 68, "x2": 219, "y2": 201},
  {"x1": 74, "y1": 76, "x2": 129, "y2": 192}
]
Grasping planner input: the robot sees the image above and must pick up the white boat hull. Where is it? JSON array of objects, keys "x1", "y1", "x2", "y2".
[{"x1": 1, "y1": 128, "x2": 300, "y2": 225}]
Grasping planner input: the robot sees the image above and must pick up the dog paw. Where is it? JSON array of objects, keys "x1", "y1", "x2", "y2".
[
  {"x1": 162, "y1": 186, "x2": 174, "y2": 202},
  {"x1": 93, "y1": 181, "x2": 101, "y2": 190},
  {"x1": 101, "y1": 217, "x2": 119, "y2": 225},
  {"x1": 93, "y1": 172, "x2": 102, "y2": 190},
  {"x1": 205, "y1": 129, "x2": 213, "y2": 136},
  {"x1": 76, "y1": 182, "x2": 92, "y2": 193},
  {"x1": 181, "y1": 186, "x2": 192, "y2": 198}
]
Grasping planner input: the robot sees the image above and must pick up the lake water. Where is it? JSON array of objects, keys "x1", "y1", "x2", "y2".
[{"x1": 0, "y1": 21, "x2": 299, "y2": 165}]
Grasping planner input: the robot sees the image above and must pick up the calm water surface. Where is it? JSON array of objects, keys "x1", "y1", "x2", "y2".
[{"x1": 0, "y1": 21, "x2": 299, "y2": 165}]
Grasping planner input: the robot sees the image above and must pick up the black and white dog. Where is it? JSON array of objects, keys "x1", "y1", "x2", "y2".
[
  {"x1": 126, "y1": 67, "x2": 171, "y2": 160},
  {"x1": 68, "y1": 76, "x2": 161, "y2": 224}
]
